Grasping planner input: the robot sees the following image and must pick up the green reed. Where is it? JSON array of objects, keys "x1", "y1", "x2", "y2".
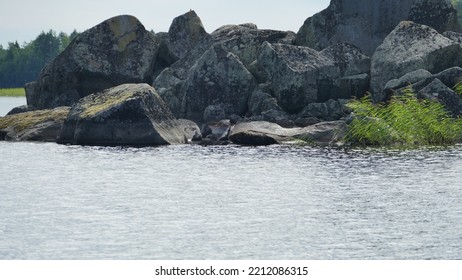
[{"x1": 345, "y1": 88, "x2": 462, "y2": 146}]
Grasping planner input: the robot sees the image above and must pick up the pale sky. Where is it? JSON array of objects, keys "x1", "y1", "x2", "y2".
[{"x1": 0, "y1": 0, "x2": 330, "y2": 47}]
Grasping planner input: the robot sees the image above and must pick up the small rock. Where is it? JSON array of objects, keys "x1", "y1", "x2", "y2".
[{"x1": 6, "y1": 105, "x2": 36, "y2": 116}]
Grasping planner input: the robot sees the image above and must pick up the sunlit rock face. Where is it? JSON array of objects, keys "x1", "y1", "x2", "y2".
[
  {"x1": 26, "y1": 15, "x2": 160, "y2": 109},
  {"x1": 295, "y1": 0, "x2": 459, "y2": 55}
]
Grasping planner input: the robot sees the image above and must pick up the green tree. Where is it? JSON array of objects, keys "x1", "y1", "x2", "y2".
[
  {"x1": 0, "y1": 29, "x2": 80, "y2": 88},
  {"x1": 33, "y1": 30, "x2": 61, "y2": 63},
  {"x1": 453, "y1": 0, "x2": 462, "y2": 26}
]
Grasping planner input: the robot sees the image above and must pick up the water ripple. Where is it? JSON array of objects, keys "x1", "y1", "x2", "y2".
[{"x1": 1, "y1": 142, "x2": 461, "y2": 259}]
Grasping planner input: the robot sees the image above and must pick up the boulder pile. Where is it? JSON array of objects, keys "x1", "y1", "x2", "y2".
[{"x1": 2, "y1": 0, "x2": 462, "y2": 146}]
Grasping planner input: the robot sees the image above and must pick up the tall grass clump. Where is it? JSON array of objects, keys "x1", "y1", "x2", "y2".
[
  {"x1": 345, "y1": 88, "x2": 462, "y2": 146},
  {"x1": 454, "y1": 81, "x2": 462, "y2": 96}
]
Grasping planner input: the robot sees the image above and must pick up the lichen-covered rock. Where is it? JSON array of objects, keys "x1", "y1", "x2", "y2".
[
  {"x1": 0, "y1": 107, "x2": 70, "y2": 141},
  {"x1": 295, "y1": 0, "x2": 459, "y2": 56},
  {"x1": 211, "y1": 24, "x2": 295, "y2": 67},
  {"x1": 257, "y1": 42, "x2": 369, "y2": 113},
  {"x1": 371, "y1": 21, "x2": 462, "y2": 101},
  {"x1": 257, "y1": 42, "x2": 321, "y2": 113},
  {"x1": 58, "y1": 84, "x2": 187, "y2": 146},
  {"x1": 228, "y1": 120, "x2": 347, "y2": 145},
  {"x1": 26, "y1": 15, "x2": 160, "y2": 109},
  {"x1": 248, "y1": 84, "x2": 282, "y2": 116},
  {"x1": 155, "y1": 10, "x2": 210, "y2": 72},
  {"x1": 182, "y1": 44, "x2": 257, "y2": 123},
  {"x1": 153, "y1": 22, "x2": 295, "y2": 120},
  {"x1": 167, "y1": 10, "x2": 209, "y2": 59}
]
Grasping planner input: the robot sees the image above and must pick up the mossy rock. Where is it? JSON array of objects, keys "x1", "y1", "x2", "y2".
[
  {"x1": 0, "y1": 107, "x2": 70, "y2": 141},
  {"x1": 58, "y1": 83, "x2": 187, "y2": 146}
]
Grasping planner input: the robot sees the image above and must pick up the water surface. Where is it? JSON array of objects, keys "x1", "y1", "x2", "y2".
[
  {"x1": 1, "y1": 142, "x2": 461, "y2": 259},
  {"x1": 0, "y1": 96, "x2": 26, "y2": 116}
]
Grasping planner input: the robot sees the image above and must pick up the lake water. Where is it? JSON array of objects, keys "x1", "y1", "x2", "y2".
[
  {"x1": 0, "y1": 96, "x2": 26, "y2": 116},
  {"x1": 1, "y1": 97, "x2": 462, "y2": 260}
]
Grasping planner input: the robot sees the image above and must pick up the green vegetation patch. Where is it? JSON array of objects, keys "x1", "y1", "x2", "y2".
[
  {"x1": 0, "y1": 88, "x2": 25, "y2": 97},
  {"x1": 345, "y1": 88, "x2": 462, "y2": 146},
  {"x1": 0, "y1": 107, "x2": 69, "y2": 131},
  {"x1": 80, "y1": 90, "x2": 135, "y2": 118}
]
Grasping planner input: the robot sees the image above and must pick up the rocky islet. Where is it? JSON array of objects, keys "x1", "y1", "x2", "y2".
[{"x1": 2, "y1": 0, "x2": 462, "y2": 146}]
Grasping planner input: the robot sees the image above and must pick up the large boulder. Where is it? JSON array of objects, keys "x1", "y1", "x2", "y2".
[
  {"x1": 26, "y1": 15, "x2": 160, "y2": 109},
  {"x1": 0, "y1": 107, "x2": 70, "y2": 142},
  {"x1": 58, "y1": 83, "x2": 187, "y2": 146},
  {"x1": 182, "y1": 44, "x2": 257, "y2": 123},
  {"x1": 257, "y1": 42, "x2": 370, "y2": 113},
  {"x1": 228, "y1": 120, "x2": 347, "y2": 145},
  {"x1": 153, "y1": 22, "x2": 295, "y2": 121},
  {"x1": 154, "y1": 10, "x2": 211, "y2": 74},
  {"x1": 165, "y1": 10, "x2": 209, "y2": 60},
  {"x1": 211, "y1": 24, "x2": 295, "y2": 68},
  {"x1": 371, "y1": 21, "x2": 462, "y2": 101},
  {"x1": 295, "y1": 0, "x2": 459, "y2": 56}
]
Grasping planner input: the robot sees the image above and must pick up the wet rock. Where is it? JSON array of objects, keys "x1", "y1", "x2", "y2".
[
  {"x1": 371, "y1": 21, "x2": 462, "y2": 101},
  {"x1": 26, "y1": 15, "x2": 160, "y2": 109},
  {"x1": 58, "y1": 84, "x2": 187, "y2": 146},
  {"x1": 295, "y1": 0, "x2": 459, "y2": 56},
  {"x1": 0, "y1": 107, "x2": 70, "y2": 142}
]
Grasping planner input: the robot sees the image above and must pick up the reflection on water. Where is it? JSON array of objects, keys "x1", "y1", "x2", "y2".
[{"x1": 1, "y1": 142, "x2": 461, "y2": 259}]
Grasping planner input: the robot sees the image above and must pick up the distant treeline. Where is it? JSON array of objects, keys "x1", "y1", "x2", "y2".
[
  {"x1": 455, "y1": 0, "x2": 462, "y2": 25},
  {"x1": 0, "y1": 30, "x2": 79, "y2": 88}
]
